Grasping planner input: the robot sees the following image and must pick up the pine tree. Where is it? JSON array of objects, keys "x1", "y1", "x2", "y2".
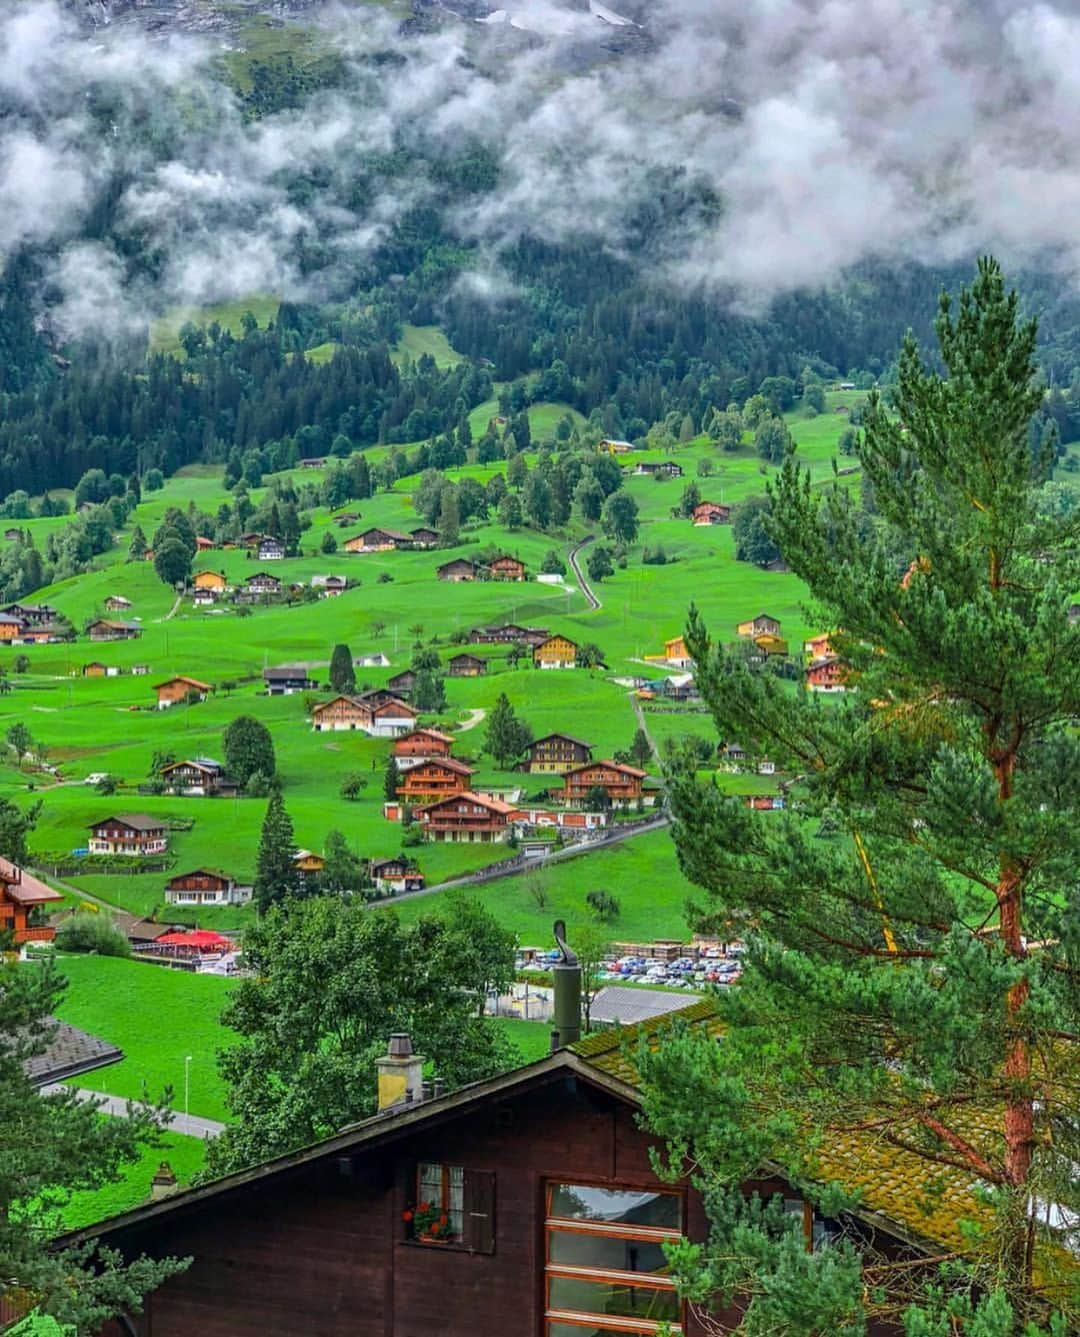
[
  {"x1": 384, "y1": 757, "x2": 401, "y2": 803},
  {"x1": 328, "y1": 643, "x2": 355, "y2": 694},
  {"x1": 644, "y1": 260, "x2": 1080, "y2": 1328},
  {"x1": 253, "y1": 790, "x2": 298, "y2": 915},
  {"x1": 483, "y1": 692, "x2": 532, "y2": 768},
  {"x1": 127, "y1": 523, "x2": 148, "y2": 561}
]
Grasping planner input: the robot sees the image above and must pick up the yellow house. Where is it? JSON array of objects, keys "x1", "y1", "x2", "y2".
[
  {"x1": 753, "y1": 633, "x2": 789, "y2": 657},
  {"x1": 194, "y1": 570, "x2": 227, "y2": 592},
  {"x1": 293, "y1": 849, "x2": 325, "y2": 876},
  {"x1": 533, "y1": 634, "x2": 579, "y2": 669}
]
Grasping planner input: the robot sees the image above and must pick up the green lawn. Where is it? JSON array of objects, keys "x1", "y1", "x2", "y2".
[
  {"x1": 60, "y1": 1130, "x2": 209, "y2": 1231},
  {"x1": 391, "y1": 324, "x2": 467, "y2": 370},
  {"x1": 149, "y1": 297, "x2": 281, "y2": 357}
]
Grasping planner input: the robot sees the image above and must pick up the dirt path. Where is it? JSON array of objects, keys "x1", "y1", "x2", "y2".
[
  {"x1": 29, "y1": 867, "x2": 120, "y2": 914},
  {"x1": 456, "y1": 708, "x2": 487, "y2": 733},
  {"x1": 156, "y1": 592, "x2": 183, "y2": 623},
  {"x1": 567, "y1": 536, "x2": 601, "y2": 610},
  {"x1": 629, "y1": 690, "x2": 662, "y2": 766}
]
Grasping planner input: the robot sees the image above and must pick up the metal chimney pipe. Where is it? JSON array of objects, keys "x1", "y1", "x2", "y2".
[{"x1": 550, "y1": 920, "x2": 581, "y2": 1048}]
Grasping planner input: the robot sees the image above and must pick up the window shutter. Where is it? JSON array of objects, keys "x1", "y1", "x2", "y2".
[{"x1": 464, "y1": 1170, "x2": 495, "y2": 1254}]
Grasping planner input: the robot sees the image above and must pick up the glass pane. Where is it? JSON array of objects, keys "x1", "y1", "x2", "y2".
[
  {"x1": 448, "y1": 1164, "x2": 465, "y2": 1237},
  {"x1": 418, "y1": 1162, "x2": 442, "y2": 1208},
  {"x1": 549, "y1": 1185, "x2": 681, "y2": 1230},
  {"x1": 549, "y1": 1275, "x2": 680, "y2": 1323},
  {"x1": 548, "y1": 1230, "x2": 671, "y2": 1276}
]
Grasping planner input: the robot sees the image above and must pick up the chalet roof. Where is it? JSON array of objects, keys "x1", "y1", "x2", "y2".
[
  {"x1": 395, "y1": 728, "x2": 455, "y2": 746},
  {"x1": 165, "y1": 868, "x2": 234, "y2": 887},
  {"x1": 535, "y1": 634, "x2": 579, "y2": 650},
  {"x1": 418, "y1": 791, "x2": 516, "y2": 816},
  {"x1": 0, "y1": 858, "x2": 63, "y2": 906},
  {"x1": 91, "y1": 619, "x2": 141, "y2": 631},
  {"x1": 160, "y1": 758, "x2": 221, "y2": 775},
  {"x1": 262, "y1": 665, "x2": 314, "y2": 679},
  {"x1": 448, "y1": 652, "x2": 484, "y2": 663},
  {"x1": 90, "y1": 814, "x2": 167, "y2": 833},
  {"x1": 408, "y1": 757, "x2": 475, "y2": 776},
  {"x1": 154, "y1": 676, "x2": 212, "y2": 692},
  {"x1": 563, "y1": 759, "x2": 648, "y2": 780},
  {"x1": 437, "y1": 558, "x2": 477, "y2": 571},
  {"x1": 23, "y1": 1019, "x2": 123, "y2": 1088},
  {"x1": 369, "y1": 857, "x2": 416, "y2": 873},
  {"x1": 352, "y1": 527, "x2": 411, "y2": 542},
  {"x1": 529, "y1": 732, "x2": 593, "y2": 750},
  {"x1": 311, "y1": 694, "x2": 360, "y2": 714}
]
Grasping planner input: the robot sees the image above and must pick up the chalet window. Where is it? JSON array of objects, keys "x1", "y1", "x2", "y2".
[
  {"x1": 405, "y1": 1164, "x2": 495, "y2": 1254},
  {"x1": 545, "y1": 1183, "x2": 683, "y2": 1335}
]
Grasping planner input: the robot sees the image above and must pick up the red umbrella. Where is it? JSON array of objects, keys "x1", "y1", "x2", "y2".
[{"x1": 155, "y1": 930, "x2": 233, "y2": 951}]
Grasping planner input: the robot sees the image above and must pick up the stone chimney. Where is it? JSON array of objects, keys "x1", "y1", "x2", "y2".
[
  {"x1": 376, "y1": 1033, "x2": 424, "y2": 1112},
  {"x1": 150, "y1": 1161, "x2": 179, "y2": 1201}
]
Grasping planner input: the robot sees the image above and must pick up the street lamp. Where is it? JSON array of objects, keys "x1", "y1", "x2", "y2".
[{"x1": 184, "y1": 1055, "x2": 192, "y2": 1134}]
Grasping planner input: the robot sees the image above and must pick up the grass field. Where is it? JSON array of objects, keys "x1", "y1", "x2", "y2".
[{"x1": 61, "y1": 1130, "x2": 209, "y2": 1232}]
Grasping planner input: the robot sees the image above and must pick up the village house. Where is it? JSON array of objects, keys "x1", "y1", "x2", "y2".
[
  {"x1": 355, "y1": 652, "x2": 391, "y2": 668},
  {"x1": 803, "y1": 632, "x2": 836, "y2": 659},
  {"x1": 523, "y1": 733, "x2": 593, "y2": 774},
  {"x1": 88, "y1": 815, "x2": 169, "y2": 857},
  {"x1": 195, "y1": 536, "x2": 215, "y2": 552},
  {"x1": 2, "y1": 527, "x2": 20, "y2": 542},
  {"x1": 632, "y1": 459, "x2": 683, "y2": 478},
  {"x1": 293, "y1": 849, "x2": 325, "y2": 882},
  {"x1": 752, "y1": 632, "x2": 789, "y2": 657},
  {"x1": 692, "y1": 500, "x2": 731, "y2": 525},
  {"x1": 533, "y1": 634, "x2": 579, "y2": 669},
  {"x1": 736, "y1": 613, "x2": 781, "y2": 640},
  {"x1": 447, "y1": 653, "x2": 486, "y2": 678},
  {"x1": 311, "y1": 575, "x2": 347, "y2": 597},
  {"x1": 81, "y1": 662, "x2": 114, "y2": 678},
  {"x1": 104, "y1": 595, "x2": 132, "y2": 613},
  {"x1": 806, "y1": 655, "x2": 848, "y2": 692},
  {"x1": 87, "y1": 619, "x2": 142, "y2": 642},
  {"x1": 662, "y1": 673, "x2": 699, "y2": 701},
  {"x1": 244, "y1": 572, "x2": 282, "y2": 597},
  {"x1": 397, "y1": 757, "x2": 476, "y2": 803},
  {"x1": 416, "y1": 791, "x2": 518, "y2": 842},
  {"x1": 193, "y1": 570, "x2": 228, "y2": 593},
  {"x1": 164, "y1": 869, "x2": 252, "y2": 907},
  {"x1": 646, "y1": 635, "x2": 691, "y2": 668},
  {"x1": 408, "y1": 526, "x2": 440, "y2": 549},
  {"x1": 387, "y1": 670, "x2": 417, "y2": 699},
  {"x1": 311, "y1": 696, "x2": 368, "y2": 731},
  {"x1": 560, "y1": 759, "x2": 648, "y2": 807},
  {"x1": 345, "y1": 528, "x2": 411, "y2": 554},
  {"x1": 0, "y1": 612, "x2": 25, "y2": 641},
  {"x1": 65, "y1": 998, "x2": 1008, "y2": 1337},
  {"x1": 487, "y1": 555, "x2": 527, "y2": 582},
  {"x1": 437, "y1": 558, "x2": 480, "y2": 582},
  {"x1": 2, "y1": 601, "x2": 58, "y2": 627},
  {"x1": 0, "y1": 858, "x2": 63, "y2": 945},
  {"x1": 158, "y1": 759, "x2": 227, "y2": 797},
  {"x1": 192, "y1": 587, "x2": 217, "y2": 607},
  {"x1": 597, "y1": 436, "x2": 634, "y2": 454},
  {"x1": 311, "y1": 694, "x2": 417, "y2": 737},
  {"x1": 392, "y1": 728, "x2": 455, "y2": 770},
  {"x1": 154, "y1": 676, "x2": 212, "y2": 709},
  {"x1": 470, "y1": 624, "x2": 550, "y2": 646},
  {"x1": 131, "y1": 664, "x2": 151, "y2": 677},
  {"x1": 257, "y1": 537, "x2": 286, "y2": 561},
  {"x1": 299, "y1": 456, "x2": 327, "y2": 469},
  {"x1": 368, "y1": 857, "x2": 423, "y2": 895},
  {"x1": 263, "y1": 665, "x2": 317, "y2": 696}
]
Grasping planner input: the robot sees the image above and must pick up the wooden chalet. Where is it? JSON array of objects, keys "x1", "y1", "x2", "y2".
[
  {"x1": 736, "y1": 613, "x2": 781, "y2": 640},
  {"x1": 803, "y1": 632, "x2": 837, "y2": 660},
  {"x1": 437, "y1": 558, "x2": 479, "y2": 582},
  {"x1": 154, "y1": 676, "x2": 212, "y2": 708},
  {"x1": 487, "y1": 555, "x2": 527, "y2": 582},
  {"x1": 598, "y1": 436, "x2": 634, "y2": 453},
  {"x1": 192, "y1": 587, "x2": 217, "y2": 606},
  {"x1": 299, "y1": 456, "x2": 327, "y2": 469},
  {"x1": 0, "y1": 858, "x2": 63, "y2": 944},
  {"x1": 752, "y1": 633, "x2": 788, "y2": 657},
  {"x1": 88, "y1": 815, "x2": 168, "y2": 857},
  {"x1": 345, "y1": 528, "x2": 411, "y2": 554},
  {"x1": 393, "y1": 729, "x2": 455, "y2": 769},
  {"x1": 82, "y1": 662, "x2": 113, "y2": 678},
  {"x1": 533, "y1": 634, "x2": 578, "y2": 669},
  {"x1": 470, "y1": 624, "x2": 549, "y2": 646},
  {"x1": 104, "y1": 595, "x2": 132, "y2": 612},
  {"x1": 164, "y1": 869, "x2": 252, "y2": 907},
  {"x1": 88, "y1": 619, "x2": 142, "y2": 642},
  {"x1": 560, "y1": 760, "x2": 648, "y2": 807},
  {"x1": 311, "y1": 695, "x2": 368, "y2": 731},
  {"x1": 311, "y1": 694, "x2": 417, "y2": 737},
  {"x1": 397, "y1": 757, "x2": 475, "y2": 803},
  {"x1": 691, "y1": 500, "x2": 731, "y2": 525},
  {"x1": 416, "y1": 792, "x2": 517, "y2": 843},
  {"x1": 263, "y1": 665, "x2": 317, "y2": 696},
  {"x1": 632, "y1": 459, "x2": 683, "y2": 477},
  {"x1": 806, "y1": 656, "x2": 848, "y2": 692},
  {"x1": 408, "y1": 526, "x2": 440, "y2": 549},
  {"x1": 193, "y1": 571, "x2": 227, "y2": 593},
  {"x1": 662, "y1": 635, "x2": 692, "y2": 667},
  {"x1": 158, "y1": 759, "x2": 226, "y2": 797},
  {"x1": 369, "y1": 857, "x2": 423, "y2": 895},
  {"x1": 524, "y1": 733, "x2": 593, "y2": 774},
  {"x1": 195, "y1": 536, "x2": 215, "y2": 552},
  {"x1": 244, "y1": 573, "x2": 282, "y2": 597},
  {"x1": 257, "y1": 537, "x2": 286, "y2": 561},
  {"x1": 0, "y1": 612, "x2": 24, "y2": 640},
  {"x1": 312, "y1": 575, "x2": 347, "y2": 597},
  {"x1": 293, "y1": 849, "x2": 325, "y2": 881},
  {"x1": 2, "y1": 601, "x2": 58, "y2": 627},
  {"x1": 447, "y1": 653, "x2": 485, "y2": 677},
  {"x1": 662, "y1": 673, "x2": 699, "y2": 701},
  {"x1": 387, "y1": 669, "x2": 417, "y2": 699}
]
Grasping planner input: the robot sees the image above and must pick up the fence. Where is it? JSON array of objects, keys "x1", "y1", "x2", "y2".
[{"x1": 31, "y1": 858, "x2": 174, "y2": 877}]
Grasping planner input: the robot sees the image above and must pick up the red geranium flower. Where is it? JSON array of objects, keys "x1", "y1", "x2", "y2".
[
  {"x1": 418, "y1": 1201, "x2": 431, "y2": 1213},
  {"x1": 438, "y1": 1214, "x2": 448, "y2": 1226},
  {"x1": 402, "y1": 1210, "x2": 413, "y2": 1223}
]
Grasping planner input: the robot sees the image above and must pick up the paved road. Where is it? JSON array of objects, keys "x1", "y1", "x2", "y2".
[
  {"x1": 42, "y1": 1084, "x2": 225, "y2": 1138},
  {"x1": 567, "y1": 535, "x2": 601, "y2": 610},
  {"x1": 456, "y1": 707, "x2": 487, "y2": 733}
]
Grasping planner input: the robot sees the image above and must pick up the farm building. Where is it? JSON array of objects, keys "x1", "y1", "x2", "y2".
[
  {"x1": 691, "y1": 501, "x2": 731, "y2": 525},
  {"x1": 559, "y1": 760, "x2": 648, "y2": 807},
  {"x1": 81, "y1": 662, "x2": 113, "y2": 678},
  {"x1": 487, "y1": 555, "x2": 527, "y2": 581},
  {"x1": 396, "y1": 758, "x2": 476, "y2": 803},
  {"x1": 312, "y1": 575, "x2": 347, "y2": 597},
  {"x1": 164, "y1": 869, "x2": 252, "y2": 907},
  {"x1": 0, "y1": 858, "x2": 63, "y2": 946},
  {"x1": 88, "y1": 815, "x2": 168, "y2": 857},
  {"x1": 104, "y1": 595, "x2": 132, "y2": 612},
  {"x1": 192, "y1": 587, "x2": 217, "y2": 606},
  {"x1": 67, "y1": 1004, "x2": 961, "y2": 1337},
  {"x1": 597, "y1": 436, "x2": 634, "y2": 453},
  {"x1": 195, "y1": 536, "x2": 215, "y2": 552},
  {"x1": 158, "y1": 759, "x2": 227, "y2": 797},
  {"x1": 736, "y1": 613, "x2": 781, "y2": 639},
  {"x1": 523, "y1": 733, "x2": 593, "y2": 774},
  {"x1": 369, "y1": 857, "x2": 424, "y2": 895},
  {"x1": 447, "y1": 653, "x2": 486, "y2": 677},
  {"x1": 293, "y1": 849, "x2": 326, "y2": 881},
  {"x1": 662, "y1": 674, "x2": 698, "y2": 701},
  {"x1": 415, "y1": 792, "x2": 518, "y2": 843},
  {"x1": 387, "y1": 670, "x2": 417, "y2": 699},
  {"x1": 408, "y1": 526, "x2": 440, "y2": 548},
  {"x1": 437, "y1": 558, "x2": 480, "y2": 582},
  {"x1": 533, "y1": 634, "x2": 578, "y2": 669},
  {"x1": 154, "y1": 676, "x2": 212, "y2": 708},
  {"x1": 355, "y1": 652, "x2": 391, "y2": 668},
  {"x1": 87, "y1": 619, "x2": 142, "y2": 642},
  {"x1": 263, "y1": 665, "x2": 317, "y2": 695}
]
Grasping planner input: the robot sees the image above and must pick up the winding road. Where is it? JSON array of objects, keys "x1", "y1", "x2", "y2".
[{"x1": 567, "y1": 535, "x2": 601, "y2": 610}]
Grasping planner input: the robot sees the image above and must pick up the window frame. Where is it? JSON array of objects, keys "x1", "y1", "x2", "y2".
[{"x1": 402, "y1": 1162, "x2": 495, "y2": 1255}]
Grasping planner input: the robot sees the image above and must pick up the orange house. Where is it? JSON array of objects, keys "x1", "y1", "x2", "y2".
[
  {"x1": 0, "y1": 614, "x2": 24, "y2": 640},
  {"x1": 488, "y1": 555, "x2": 526, "y2": 582},
  {"x1": 194, "y1": 570, "x2": 227, "y2": 592},
  {"x1": 753, "y1": 633, "x2": 789, "y2": 657},
  {"x1": 416, "y1": 792, "x2": 518, "y2": 843},
  {"x1": 560, "y1": 760, "x2": 647, "y2": 808},
  {"x1": 0, "y1": 859, "x2": 63, "y2": 945},
  {"x1": 393, "y1": 729, "x2": 455, "y2": 765},
  {"x1": 155, "y1": 676, "x2": 212, "y2": 708},
  {"x1": 533, "y1": 635, "x2": 578, "y2": 669},
  {"x1": 806, "y1": 656, "x2": 848, "y2": 692},
  {"x1": 397, "y1": 758, "x2": 475, "y2": 802}
]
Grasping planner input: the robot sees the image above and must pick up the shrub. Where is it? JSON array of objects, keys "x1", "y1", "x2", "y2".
[
  {"x1": 585, "y1": 889, "x2": 620, "y2": 922},
  {"x1": 55, "y1": 913, "x2": 131, "y2": 957},
  {"x1": 377, "y1": 571, "x2": 394, "y2": 584}
]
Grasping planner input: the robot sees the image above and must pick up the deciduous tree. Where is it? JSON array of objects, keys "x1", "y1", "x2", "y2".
[{"x1": 223, "y1": 715, "x2": 276, "y2": 787}]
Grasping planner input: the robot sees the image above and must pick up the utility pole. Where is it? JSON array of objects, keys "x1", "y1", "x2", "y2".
[{"x1": 184, "y1": 1054, "x2": 192, "y2": 1134}]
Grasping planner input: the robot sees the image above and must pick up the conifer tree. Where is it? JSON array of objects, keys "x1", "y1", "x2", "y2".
[
  {"x1": 328, "y1": 643, "x2": 355, "y2": 694},
  {"x1": 253, "y1": 790, "x2": 298, "y2": 916},
  {"x1": 483, "y1": 692, "x2": 532, "y2": 768},
  {"x1": 643, "y1": 260, "x2": 1080, "y2": 1329}
]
